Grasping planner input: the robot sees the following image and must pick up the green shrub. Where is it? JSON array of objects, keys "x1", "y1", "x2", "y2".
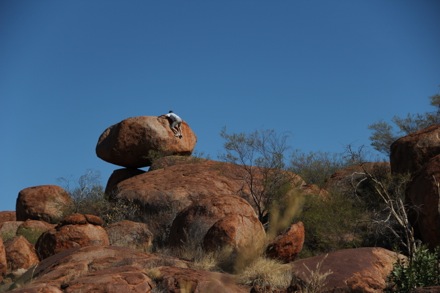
[
  {"x1": 386, "y1": 246, "x2": 440, "y2": 292},
  {"x1": 297, "y1": 192, "x2": 367, "y2": 257}
]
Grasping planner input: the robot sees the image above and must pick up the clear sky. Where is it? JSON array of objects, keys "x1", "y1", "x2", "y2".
[{"x1": 1, "y1": 1, "x2": 439, "y2": 212}]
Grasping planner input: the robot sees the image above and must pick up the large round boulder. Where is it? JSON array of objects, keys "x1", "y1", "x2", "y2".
[
  {"x1": 95, "y1": 116, "x2": 197, "y2": 168},
  {"x1": 168, "y1": 194, "x2": 263, "y2": 246},
  {"x1": 106, "y1": 220, "x2": 153, "y2": 252},
  {"x1": 35, "y1": 214, "x2": 109, "y2": 259},
  {"x1": 390, "y1": 124, "x2": 440, "y2": 175},
  {"x1": 16, "y1": 185, "x2": 74, "y2": 224},
  {"x1": 291, "y1": 247, "x2": 404, "y2": 292},
  {"x1": 265, "y1": 221, "x2": 305, "y2": 263},
  {"x1": 203, "y1": 213, "x2": 266, "y2": 272},
  {"x1": 406, "y1": 154, "x2": 440, "y2": 248},
  {"x1": 110, "y1": 160, "x2": 261, "y2": 239}
]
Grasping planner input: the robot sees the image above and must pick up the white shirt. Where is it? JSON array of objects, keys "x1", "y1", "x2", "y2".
[{"x1": 165, "y1": 112, "x2": 182, "y2": 122}]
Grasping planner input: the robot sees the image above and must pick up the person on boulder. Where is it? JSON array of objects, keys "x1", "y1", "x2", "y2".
[{"x1": 160, "y1": 110, "x2": 183, "y2": 138}]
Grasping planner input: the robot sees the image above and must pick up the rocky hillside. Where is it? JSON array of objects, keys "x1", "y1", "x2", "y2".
[{"x1": 1, "y1": 116, "x2": 439, "y2": 292}]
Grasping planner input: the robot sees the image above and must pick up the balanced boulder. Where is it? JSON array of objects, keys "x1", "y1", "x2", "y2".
[{"x1": 96, "y1": 116, "x2": 197, "y2": 168}]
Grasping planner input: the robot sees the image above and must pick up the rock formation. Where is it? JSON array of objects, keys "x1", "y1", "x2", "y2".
[
  {"x1": 406, "y1": 154, "x2": 440, "y2": 248},
  {"x1": 265, "y1": 221, "x2": 305, "y2": 263},
  {"x1": 390, "y1": 124, "x2": 440, "y2": 175},
  {"x1": 35, "y1": 214, "x2": 109, "y2": 259},
  {"x1": 16, "y1": 185, "x2": 74, "y2": 224},
  {"x1": 95, "y1": 116, "x2": 197, "y2": 168},
  {"x1": 2, "y1": 115, "x2": 430, "y2": 292},
  {"x1": 291, "y1": 247, "x2": 404, "y2": 292}
]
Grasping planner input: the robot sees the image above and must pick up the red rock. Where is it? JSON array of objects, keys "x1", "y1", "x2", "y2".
[
  {"x1": 95, "y1": 116, "x2": 197, "y2": 168},
  {"x1": 0, "y1": 211, "x2": 16, "y2": 224},
  {"x1": 113, "y1": 160, "x2": 259, "y2": 239},
  {"x1": 9, "y1": 284, "x2": 63, "y2": 293},
  {"x1": 60, "y1": 213, "x2": 104, "y2": 226},
  {"x1": 16, "y1": 220, "x2": 55, "y2": 244},
  {"x1": 104, "y1": 168, "x2": 146, "y2": 196},
  {"x1": 168, "y1": 194, "x2": 263, "y2": 248},
  {"x1": 291, "y1": 247, "x2": 404, "y2": 292},
  {"x1": 203, "y1": 213, "x2": 266, "y2": 272},
  {"x1": 406, "y1": 154, "x2": 440, "y2": 248},
  {"x1": 106, "y1": 220, "x2": 153, "y2": 252},
  {"x1": 155, "y1": 266, "x2": 249, "y2": 293},
  {"x1": 390, "y1": 124, "x2": 440, "y2": 175},
  {"x1": 5, "y1": 236, "x2": 39, "y2": 272},
  {"x1": 10, "y1": 246, "x2": 189, "y2": 291},
  {"x1": 35, "y1": 214, "x2": 109, "y2": 259},
  {"x1": 266, "y1": 222, "x2": 305, "y2": 263},
  {"x1": 64, "y1": 266, "x2": 154, "y2": 293},
  {"x1": 16, "y1": 185, "x2": 74, "y2": 224},
  {"x1": 113, "y1": 159, "x2": 305, "y2": 243},
  {"x1": 0, "y1": 221, "x2": 23, "y2": 241},
  {"x1": 0, "y1": 237, "x2": 6, "y2": 277}
]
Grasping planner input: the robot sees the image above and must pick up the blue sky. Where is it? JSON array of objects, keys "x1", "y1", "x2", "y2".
[{"x1": 1, "y1": 1, "x2": 439, "y2": 211}]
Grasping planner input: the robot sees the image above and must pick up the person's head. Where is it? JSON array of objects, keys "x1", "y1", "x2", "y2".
[{"x1": 169, "y1": 110, "x2": 173, "y2": 113}]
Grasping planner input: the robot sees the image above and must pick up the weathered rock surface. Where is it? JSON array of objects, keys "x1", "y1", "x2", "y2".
[
  {"x1": 0, "y1": 211, "x2": 16, "y2": 224},
  {"x1": 154, "y1": 266, "x2": 248, "y2": 293},
  {"x1": 16, "y1": 185, "x2": 74, "y2": 224},
  {"x1": 35, "y1": 214, "x2": 109, "y2": 259},
  {"x1": 106, "y1": 220, "x2": 153, "y2": 252},
  {"x1": 112, "y1": 159, "x2": 305, "y2": 239},
  {"x1": 0, "y1": 238, "x2": 6, "y2": 277},
  {"x1": 5, "y1": 236, "x2": 39, "y2": 273},
  {"x1": 8, "y1": 245, "x2": 248, "y2": 293},
  {"x1": 168, "y1": 194, "x2": 265, "y2": 248},
  {"x1": 0, "y1": 221, "x2": 23, "y2": 242},
  {"x1": 266, "y1": 221, "x2": 305, "y2": 263},
  {"x1": 104, "y1": 168, "x2": 146, "y2": 196},
  {"x1": 95, "y1": 116, "x2": 197, "y2": 168},
  {"x1": 291, "y1": 247, "x2": 403, "y2": 293},
  {"x1": 203, "y1": 213, "x2": 266, "y2": 272},
  {"x1": 16, "y1": 220, "x2": 55, "y2": 245},
  {"x1": 390, "y1": 124, "x2": 440, "y2": 175},
  {"x1": 406, "y1": 154, "x2": 440, "y2": 248}
]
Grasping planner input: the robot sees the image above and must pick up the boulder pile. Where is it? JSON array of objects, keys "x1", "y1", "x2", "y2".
[{"x1": 3, "y1": 115, "x2": 435, "y2": 292}]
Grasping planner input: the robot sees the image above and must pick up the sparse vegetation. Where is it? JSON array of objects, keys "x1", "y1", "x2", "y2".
[
  {"x1": 237, "y1": 257, "x2": 293, "y2": 290},
  {"x1": 58, "y1": 170, "x2": 141, "y2": 225},
  {"x1": 369, "y1": 94, "x2": 440, "y2": 155},
  {"x1": 293, "y1": 254, "x2": 333, "y2": 293},
  {"x1": 6, "y1": 89, "x2": 440, "y2": 291},
  {"x1": 289, "y1": 150, "x2": 347, "y2": 188},
  {"x1": 386, "y1": 246, "x2": 440, "y2": 292},
  {"x1": 296, "y1": 191, "x2": 366, "y2": 258}
]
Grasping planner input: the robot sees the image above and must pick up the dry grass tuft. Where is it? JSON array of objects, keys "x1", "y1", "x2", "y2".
[
  {"x1": 292, "y1": 254, "x2": 333, "y2": 293},
  {"x1": 237, "y1": 256, "x2": 293, "y2": 290}
]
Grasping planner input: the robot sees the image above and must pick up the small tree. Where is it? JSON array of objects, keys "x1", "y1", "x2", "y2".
[
  {"x1": 219, "y1": 128, "x2": 296, "y2": 227},
  {"x1": 352, "y1": 163, "x2": 417, "y2": 260},
  {"x1": 369, "y1": 94, "x2": 440, "y2": 156}
]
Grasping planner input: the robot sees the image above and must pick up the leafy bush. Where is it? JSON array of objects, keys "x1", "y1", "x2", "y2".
[
  {"x1": 386, "y1": 246, "x2": 440, "y2": 292},
  {"x1": 297, "y1": 191, "x2": 367, "y2": 257}
]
